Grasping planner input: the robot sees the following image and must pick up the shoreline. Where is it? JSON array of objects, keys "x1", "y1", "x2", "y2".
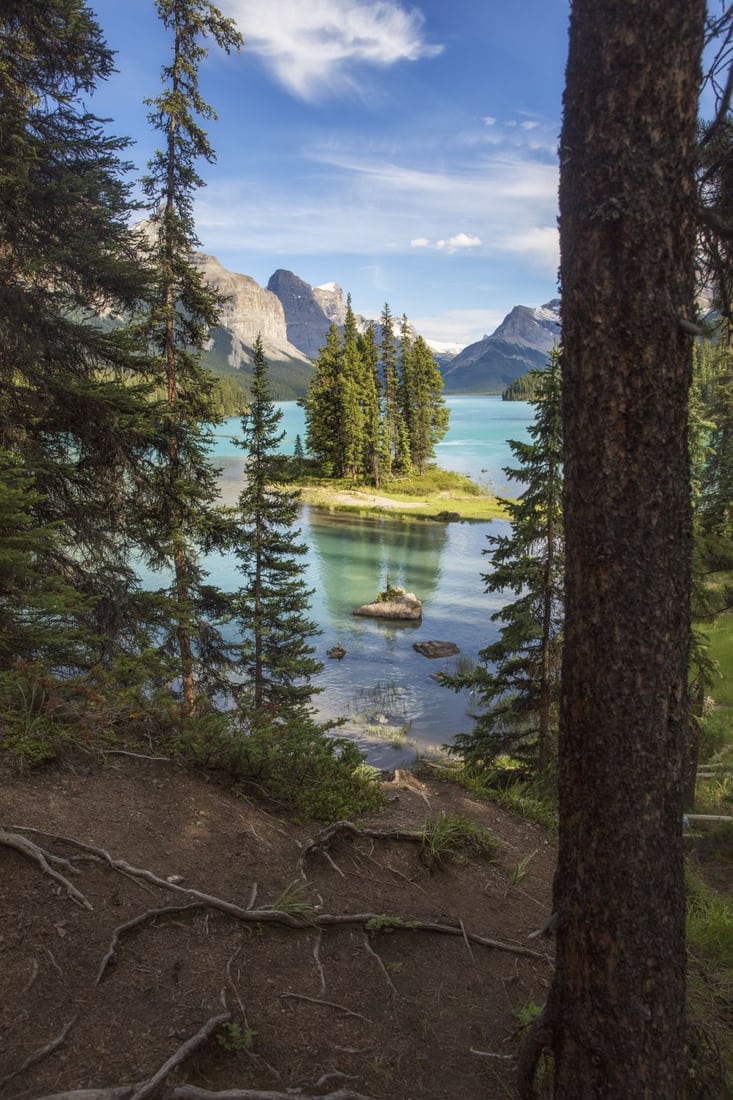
[{"x1": 216, "y1": 458, "x2": 506, "y2": 522}]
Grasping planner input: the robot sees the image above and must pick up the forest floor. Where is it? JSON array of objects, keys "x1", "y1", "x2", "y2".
[{"x1": 0, "y1": 754, "x2": 557, "y2": 1100}]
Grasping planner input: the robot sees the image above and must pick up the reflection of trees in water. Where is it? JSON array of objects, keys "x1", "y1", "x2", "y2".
[{"x1": 305, "y1": 508, "x2": 448, "y2": 622}]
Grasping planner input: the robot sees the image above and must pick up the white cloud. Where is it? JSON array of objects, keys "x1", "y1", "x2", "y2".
[
  {"x1": 521, "y1": 120, "x2": 540, "y2": 130},
  {"x1": 483, "y1": 115, "x2": 496, "y2": 126},
  {"x1": 436, "y1": 232, "x2": 481, "y2": 251},
  {"x1": 223, "y1": 0, "x2": 443, "y2": 100},
  {"x1": 412, "y1": 232, "x2": 482, "y2": 252}
]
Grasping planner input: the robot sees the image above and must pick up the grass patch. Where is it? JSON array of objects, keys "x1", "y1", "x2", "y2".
[
  {"x1": 279, "y1": 467, "x2": 507, "y2": 521},
  {"x1": 420, "y1": 811, "x2": 497, "y2": 867},
  {"x1": 685, "y1": 863, "x2": 733, "y2": 1095},
  {"x1": 706, "y1": 611, "x2": 733, "y2": 709},
  {"x1": 417, "y1": 756, "x2": 558, "y2": 833}
]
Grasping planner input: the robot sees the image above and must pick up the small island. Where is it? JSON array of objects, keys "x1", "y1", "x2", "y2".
[{"x1": 353, "y1": 584, "x2": 423, "y2": 622}]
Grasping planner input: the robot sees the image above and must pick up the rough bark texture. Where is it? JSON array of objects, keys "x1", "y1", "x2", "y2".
[{"x1": 545, "y1": 1, "x2": 705, "y2": 1096}]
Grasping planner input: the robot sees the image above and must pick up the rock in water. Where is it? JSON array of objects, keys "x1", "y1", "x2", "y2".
[
  {"x1": 413, "y1": 641, "x2": 460, "y2": 658},
  {"x1": 353, "y1": 587, "x2": 422, "y2": 622}
]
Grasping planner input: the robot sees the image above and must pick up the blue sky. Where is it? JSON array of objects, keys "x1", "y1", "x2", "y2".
[{"x1": 89, "y1": 0, "x2": 570, "y2": 348}]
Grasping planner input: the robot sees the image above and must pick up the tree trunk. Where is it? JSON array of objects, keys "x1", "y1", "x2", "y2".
[{"x1": 536, "y1": 1, "x2": 705, "y2": 1095}]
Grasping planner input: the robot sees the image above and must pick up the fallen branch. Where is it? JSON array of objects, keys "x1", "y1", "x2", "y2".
[
  {"x1": 129, "y1": 1012, "x2": 230, "y2": 1100},
  {"x1": 0, "y1": 1017, "x2": 77, "y2": 1090},
  {"x1": 0, "y1": 830, "x2": 91, "y2": 909}
]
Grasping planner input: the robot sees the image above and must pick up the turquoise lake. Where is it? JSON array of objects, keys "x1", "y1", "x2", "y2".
[{"x1": 206, "y1": 395, "x2": 535, "y2": 766}]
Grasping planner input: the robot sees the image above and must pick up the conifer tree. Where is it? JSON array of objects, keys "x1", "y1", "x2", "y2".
[
  {"x1": 403, "y1": 332, "x2": 449, "y2": 473},
  {"x1": 357, "y1": 322, "x2": 383, "y2": 487},
  {"x1": 379, "y1": 304, "x2": 402, "y2": 476},
  {"x1": 448, "y1": 350, "x2": 563, "y2": 774},
  {"x1": 140, "y1": 0, "x2": 242, "y2": 713},
  {"x1": 0, "y1": 0, "x2": 161, "y2": 665},
  {"x1": 304, "y1": 324, "x2": 342, "y2": 475},
  {"x1": 338, "y1": 297, "x2": 367, "y2": 478},
  {"x1": 232, "y1": 336, "x2": 323, "y2": 720}
]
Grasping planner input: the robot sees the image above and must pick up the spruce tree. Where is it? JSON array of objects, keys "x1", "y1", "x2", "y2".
[
  {"x1": 232, "y1": 335, "x2": 323, "y2": 720},
  {"x1": 379, "y1": 304, "x2": 402, "y2": 477},
  {"x1": 0, "y1": 0, "x2": 161, "y2": 665},
  {"x1": 357, "y1": 322, "x2": 383, "y2": 487},
  {"x1": 403, "y1": 331, "x2": 449, "y2": 473},
  {"x1": 447, "y1": 349, "x2": 563, "y2": 775},
  {"x1": 140, "y1": 0, "x2": 242, "y2": 713},
  {"x1": 304, "y1": 324, "x2": 342, "y2": 475}
]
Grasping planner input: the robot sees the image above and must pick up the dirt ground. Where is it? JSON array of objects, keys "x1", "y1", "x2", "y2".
[{"x1": 0, "y1": 754, "x2": 557, "y2": 1100}]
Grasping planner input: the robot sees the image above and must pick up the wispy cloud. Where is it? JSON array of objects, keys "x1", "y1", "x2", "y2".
[
  {"x1": 410, "y1": 307, "x2": 507, "y2": 345},
  {"x1": 197, "y1": 146, "x2": 558, "y2": 273},
  {"x1": 223, "y1": 0, "x2": 443, "y2": 100}
]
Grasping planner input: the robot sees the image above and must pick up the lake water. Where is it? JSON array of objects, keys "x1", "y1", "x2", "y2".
[{"x1": 206, "y1": 396, "x2": 534, "y2": 766}]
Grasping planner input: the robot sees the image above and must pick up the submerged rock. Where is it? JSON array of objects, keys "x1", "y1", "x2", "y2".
[
  {"x1": 327, "y1": 644, "x2": 346, "y2": 659},
  {"x1": 413, "y1": 641, "x2": 460, "y2": 659}
]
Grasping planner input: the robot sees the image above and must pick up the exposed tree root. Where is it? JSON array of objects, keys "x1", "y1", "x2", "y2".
[
  {"x1": 96, "y1": 903, "x2": 205, "y2": 984},
  {"x1": 129, "y1": 1012, "x2": 230, "y2": 1100},
  {"x1": 36, "y1": 1088, "x2": 138, "y2": 1100},
  {"x1": 0, "y1": 1016, "x2": 76, "y2": 1090},
  {"x1": 0, "y1": 829, "x2": 91, "y2": 909},
  {"x1": 172, "y1": 1088, "x2": 375, "y2": 1099},
  {"x1": 299, "y1": 820, "x2": 425, "y2": 870},
  {"x1": 279, "y1": 992, "x2": 372, "y2": 1022},
  {"x1": 516, "y1": 999, "x2": 555, "y2": 1100},
  {"x1": 33, "y1": 1014, "x2": 229, "y2": 1100},
  {"x1": 5, "y1": 824, "x2": 546, "y2": 962}
]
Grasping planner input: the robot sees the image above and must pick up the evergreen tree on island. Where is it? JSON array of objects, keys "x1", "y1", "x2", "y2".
[
  {"x1": 447, "y1": 349, "x2": 563, "y2": 776},
  {"x1": 304, "y1": 302, "x2": 449, "y2": 485}
]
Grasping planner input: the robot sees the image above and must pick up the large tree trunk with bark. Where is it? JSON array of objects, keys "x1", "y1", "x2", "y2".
[{"x1": 536, "y1": 1, "x2": 705, "y2": 1096}]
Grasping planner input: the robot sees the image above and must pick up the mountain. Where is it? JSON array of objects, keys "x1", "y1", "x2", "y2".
[
  {"x1": 267, "y1": 269, "x2": 371, "y2": 360},
  {"x1": 194, "y1": 254, "x2": 314, "y2": 401},
  {"x1": 187, "y1": 244, "x2": 559, "y2": 400},
  {"x1": 441, "y1": 300, "x2": 561, "y2": 393}
]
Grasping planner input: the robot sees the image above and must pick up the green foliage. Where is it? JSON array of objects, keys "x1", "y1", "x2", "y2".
[
  {"x1": 304, "y1": 302, "x2": 449, "y2": 487},
  {"x1": 444, "y1": 351, "x2": 564, "y2": 775},
  {"x1": 231, "y1": 716, "x2": 383, "y2": 822},
  {"x1": 686, "y1": 864, "x2": 733, "y2": 969},
  {"x1": 502, "y1": 373, "x2": 542, "y2": 401},
  {"x1": 217, "y1": 1021, "x2": 257, "y2": 1053},
  {"x1": 266, "y1": 880, "x2": 317, "y2": 923},
  {"x1": 420, "y1": 812, "x2": 496, "y2": 867},
  {"x1": 138, "y1": 0, "x2": 242, "y2": 714},
  {"x1": 514, "y1": 999, "x2": 544, "y2": 1029},
  {"x1": 231, "y1": 335, "x2": 323, "y2": 719},
  {"x1": 365, "y1": 915, "x2": 409, "y2": 935}
]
